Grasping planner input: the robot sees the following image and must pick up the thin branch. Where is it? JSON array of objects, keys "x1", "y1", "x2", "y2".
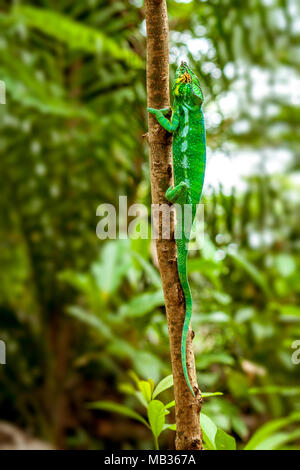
[{"x1": 144, "y1": 0, "x2": 203, "y2": 451}]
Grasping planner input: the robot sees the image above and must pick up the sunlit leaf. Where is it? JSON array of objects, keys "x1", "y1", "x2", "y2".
[
  {"x1": 152, "y1": 375, "x2": 173, "y2": 399},
  {"x1": 202, "y1": 392, "x2": 223, "y2": 398},
  {"x1": 138, "y1": 380, "x2": 152, "y2": 403},
  {"x1": 147, "y1": 400, "x2": 166, "y2": 439},
  {"x1": 200, "y1": 413, "x2": 217, "y2": 450},
  {"x1": 215, "y1": 428, "x2": 236, "y2": 450},
  {"x1": 165, "y1": 400, "x2": 175, "y2": 409},
  {"x1": 244, "y1": 412, "x2": 300, "y2": 450}
]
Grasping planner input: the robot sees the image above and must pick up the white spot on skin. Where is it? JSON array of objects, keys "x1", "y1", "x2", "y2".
[
  {"x1": 182, "y1": 155, "x2": 189, "y2": 168},
  {"x1": 181, "y1": 140, "x2": 188, "y2": 152},
  {"x1": 182, "y1": 125, "x2": 189, "y2": 137}
]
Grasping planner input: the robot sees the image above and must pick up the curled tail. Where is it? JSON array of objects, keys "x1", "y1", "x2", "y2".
[{"x1": 176, "y1": 239, "x2": 195, "y2": 397}]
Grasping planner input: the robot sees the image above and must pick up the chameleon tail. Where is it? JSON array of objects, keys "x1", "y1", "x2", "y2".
[{"x1": 176, "y1": 239, "x2": 195, "y2": 397}]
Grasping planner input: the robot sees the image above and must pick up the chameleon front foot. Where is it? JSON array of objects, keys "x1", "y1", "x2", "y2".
[
  {"x1": 166, "y1": 181, "x2": 188, "y2": 204},
  {"x1": 147, "y1": 107, "x2": 179, "y2": 133},
  {"x1": 147, "y1": 107, "x2": 171, "y2": 116}
]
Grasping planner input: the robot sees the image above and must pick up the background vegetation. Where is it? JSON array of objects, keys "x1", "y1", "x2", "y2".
[{"x1": 0, "y1": 0, "x2": 299, "y2": 450}]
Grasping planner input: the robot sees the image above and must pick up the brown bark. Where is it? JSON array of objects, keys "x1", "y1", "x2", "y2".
[{"x1": 144, "y1": 0, "x2": 203, "y2": 451}]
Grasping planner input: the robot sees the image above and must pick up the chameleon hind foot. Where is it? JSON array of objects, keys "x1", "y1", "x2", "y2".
[{"x1": 166, "y1": 181, "x2": 188, "y2": 204}]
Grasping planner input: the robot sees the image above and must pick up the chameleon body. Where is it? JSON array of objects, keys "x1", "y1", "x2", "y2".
[{"x1": 147, "y1": 62, "x2": 206, "y2": 396}]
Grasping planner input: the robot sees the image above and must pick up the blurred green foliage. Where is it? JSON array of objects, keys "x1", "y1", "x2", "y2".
[
  {"x1": 89, "y1": 372, "x2": 237, "y2": 450},
  {"x1": 0, "y1": 0, "x2": 299, "y2": 450},
  {"x1": 91, "y1": 371, "x2": 300, "y2": 450}
]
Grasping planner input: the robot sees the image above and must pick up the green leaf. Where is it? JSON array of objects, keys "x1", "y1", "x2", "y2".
[
  {"x1": 133, "y1": 351, "x2": 163, "y2": 383},
  {"x1": 163, "y1": 423, "x2": 176, "y2": 431},
  {"x1": 147, "y1": 400, "x2": 166, "y2": 439},
  {"x1": 67, "y1": 306, "x2": 112, "y2": 339},
  {"x1": 135, "y1": 391, "x2": 148, "y2": 409},
  {"x1": 244, "y1": 412, "x2": 300, "y2": 450},
  {"x1": 0, "y1": 64, "x2": 92, "y2": 118},
  {"x1": 201, "y1": 392, "x2": 223, "y2": 398},
  {"x1": 254, "y1": 429, "x2": 300, "y2": 450},
  {"x1": 88, "y1": 401, "x2": 149, "y2": 427},
  {"x1": 59, "y1": 271, "x2": 94, "y2": 295},
  {"x1": 118, "y1": 382, "x2": 136, "y2": 396},
  {"x1": 132, "y1": 251, "x2": 162, "y2": 288},
  {"x1": 201, "y1": 413, "x2": 236, "y2": 450},
  {"x1": 228, "y1": 250, "x2": 271, "y2": 297},
  {"x1": 138, "y1": 380, "x2": 152, "y2": 403},
  {"x1": 196, "y1": 353, "x2": 235, "y2": 369},
  {"x1": 200, "y1": 413, "x2": 218, "y2": 450},
  {"x1": 119, "y1": 290, "x2": 165, "y2": 318},
  {"x1": 165, "y1": 400, "x2": 175, "y2": 409},
  {"x1": 14, "y1": 6, "x2": 143, "y2": 68},
  {"x1": 107, "y1": 339, "x2": 136, "y2": 361},
  {"x1": 249, "y1": 385, "x2": 300, "y2": 397},
  {"x1": 128, "y1": 370, "x2": 140, "y2": 386},
  {"x1": 92, "y1": 241, "x2": 131, "y2": 296},
  {"x1": 215, "y1": 428, "x2": 236, "y2": 450},
  {"x1": 148, "y1": 379, "x2": 155, "y2": 396},
  {"x1": 152, "y1": 375, "x2": 173, "y2": 399}
]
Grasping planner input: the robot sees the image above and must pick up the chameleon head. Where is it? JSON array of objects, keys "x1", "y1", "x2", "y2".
[{"x1": 173, "y1": 61, "x2": 204, "y2": 104}]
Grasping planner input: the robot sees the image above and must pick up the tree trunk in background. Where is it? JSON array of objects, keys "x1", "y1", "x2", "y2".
[{"x1": 144, "y1": 0, "x2": 203, "y2": 451}]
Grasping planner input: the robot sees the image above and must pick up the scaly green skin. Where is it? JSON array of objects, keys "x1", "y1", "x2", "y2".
[{"x1": 148, "y1": 62, "x2": 206, "y2": 396}]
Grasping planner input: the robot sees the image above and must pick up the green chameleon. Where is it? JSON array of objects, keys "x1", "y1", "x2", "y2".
[{"x1": 147, "y1": 62, "x2": 206, "y2": 396}]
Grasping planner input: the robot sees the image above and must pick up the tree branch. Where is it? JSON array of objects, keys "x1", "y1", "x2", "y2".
[{"x1": 144, "y1": 0, "x2": 203, "y2": 451}]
